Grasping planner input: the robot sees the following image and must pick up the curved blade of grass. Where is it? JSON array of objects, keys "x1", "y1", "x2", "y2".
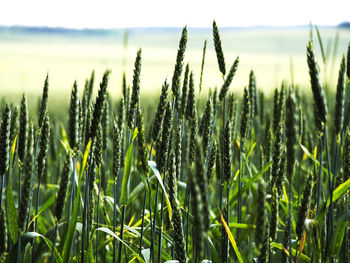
[
  {"x1": 23, "y1": 232, "x2": 63, "y2": 263},
  {"x1": 230, "y1": 161, "x2": 271, "y2": 206},
  {"x1": 326, "y1": 176, "x2": 350, "y2": 206},
  {"x1": 219, "y1": 209, "x2": 243, "y2": 263},
  {"x1": 246, "y1": 142, "x2": 256, "y2": 159},
  {"x1": 120, "y1": 128, "x2": 138, "y2": 207},
  {"x1": 297, "y1": 232, "x2": 307, "y2": 263},
  {"x1": 59, "y1": 122, "x2": 72, "y2": 153},
  {"x1": 315, "y1": 25, "x2": 326, "y2": 64},
  {"x1": 300, "y1": 144, "x2": 329, "y2": 176},
  {"x1": 61, "y1": 185, "x2": 80, "y2": 262},
  {"x1": 96, "y1": 227, "x2": 145, "y2": 263},
  {"x1": 271, "y1": 242, "x2": 311, "y2": 262},
  {"x1": 62, "y1": 139, "x2": 92, "y2": 262},
  {"x1": 148, "y1": 160, "x2": 172, "y2": 220},
  {"x1": 28, "y1": 194, "x2": 56, "y2": 228},
  {"x1": 80, "y1": 139, "x2": 92, "y2": 178},
  {"x1": 11, "y1": 134, "x2": 17, "y2": 157},
  {"x1": 229, "y1": 222, "x2": 256, "y2": 229},
  {"x1": 330, "y1": 210, "x2": 350, "y2": 257}
]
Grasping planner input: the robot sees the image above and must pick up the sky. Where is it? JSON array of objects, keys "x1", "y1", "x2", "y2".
[{"x1": 0, "y1": 0, "x2": 349, "y2": 28}]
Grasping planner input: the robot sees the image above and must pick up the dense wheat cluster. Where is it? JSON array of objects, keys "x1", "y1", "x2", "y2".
[{"x1": 0, "y1": 23, "x2": 350, "y2": 263}]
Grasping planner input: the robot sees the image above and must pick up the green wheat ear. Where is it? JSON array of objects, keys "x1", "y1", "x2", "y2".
[
  {"x1": 38, "y1": 74, "x2": 49, "y2": 128},
  {"x1": 219, "y1": 57, "x2": 239, "y2": 101},
  {"x1": 269, "y1": 185, "x2": 279, "y2": 241},
  {"x1": 307, "y1": 40, "x2": 328, "y2": 132},
  {"x1": 213, "y1": 20, "x2": 226, "y2": 76},
  {"x1": 93, "y1": 123, "x2": 103, "y2": 169},
  {"x1": 276, "y1": 150, "x2": 286, "y2": 196},
  {"x1": 195, "y1": 140, "x2": 209, "y2": 232},
  {"x1": 223, "y1": 119, "x2": 231, "y2": 183},
  {"x1": 90, "y1": 70, "x2": 110, "y2": 141},
  {"x1": 257, "y1": 222, "x2": 269, "y2": 263},
  {"x1": 272, "y1": 88, "x2": 280, "y2": 134},
  {"x1": 136, "y1": 108, "x2": 148, "y2": 173},
  {"x1": 18, "y1": 122, "x2": 33, "y2": 231},
  {"x1": 168, "y1": 151, "x2": 187, "y2": 262},
  {"x1": 263, "y1": 117, "x2": 272, "y2": 165},
  {"x1": 174, "y1": 121, "x2": 182, "y2": 180},
  {"x1": 128, "y1": 49, "x2": 142, "y2": 130},
  {"x1": 282, "y1": 214, "x2": 292, "y2": 263},
  {"x1": 207, "y1": 139, "x2": 217, "y2": 184},
  {"x1": 81, "y1": 78, "x2": 89, "y2": 143},
  {"x1": 55, "y1": 152, "x2": 71, "y2": 222},
  {"x1": 171, "y1": 26, "x2": 187, "y2": 112},
  {"x1": 117, "y1": 96, "x2": 124, "y2": 133},
  {"x1": 286, "y1": 87, "x2": 297, "y2": 182},
  {"x1": 37, "y1": 115, "x2": 50, "y2": 182},
  {"x1": 152, "y1": 79, "x2": 168, "y2": 143},
  {"x1": 0, "y1": 104, "x2": 11, "y2": 178},
  {"x1": 248, "y1": 70, "x2": 257, "y2": 117},
  {"x1": 168, "y1": 150, "x2": 177, "y2": 210},
  {"x1": 212, "y1": 86, "x2": 218, "y2": 109},
  {"x1": 18, "y1": 94, "x2": 28, "y2": 164},
  {"x1": 68, "y1": 81, "x2": 79, "y2": 153},
  {"x1": 156, "y1": 101, "x2": 172, "y2": 173},
  {"x1": 278, "y1": 81, "x2": 286, "y2": 122},
  {"x1": 255, "y1": 179, "x2": 265, "y2": 250},
  {"x1": 112, "y1": 122, "x2": 121, "y2": 183},
  {"x1": 344, "y1": 129, "x2": 350, "y2": 183},
  {"x1": 180, "y1": 64, "x2": 190, "y2": 117},
  {"x1": 189, "y1": 107, "x2": 198, "y2": 164},
  {"x1": 240, "y1": 87, "x2": 250, "y2": 149},
  {"x1": 296, "y1": 172, "x2": 313, "y2": 240},
  {"x1": 199, "y1": 97, "x2": 213, "y2": 155},
  {"x1": 185, "y1": 71, "x2": 195, "y2": 120},
  {"x1": 259, "y1": 90, "x2": 264, "y2": 123},
  {"x1": 101, "y1": 99, "x2": 110, "y2": 153},
  {"x1": 271, "y1": 123, "x2": 282, "y2": 189},
  {"x1": 10, "y1": 104, "x2": 18, "y2": 146},
  {"x1": 227, "y1": 93, "x2": 235, "y2": 122},
  {"x1": 334, "y1": 55, "x2": 346, "y2": 136}
]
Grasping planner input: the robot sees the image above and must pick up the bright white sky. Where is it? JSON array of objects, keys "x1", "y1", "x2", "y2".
[{"x1": 0, "y1": 0, "x2": 349, "y2": 28}]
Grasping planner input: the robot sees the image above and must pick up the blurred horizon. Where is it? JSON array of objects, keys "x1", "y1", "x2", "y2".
[
  {"x1": 1, "y1": 25, "x2": 349, "y2": 105},
  {"x1": 1, "y1": 0, "x2": 349, "y2": 106},
  {"x1": 1, "y1": 22, "x2": 349, "y2": 30}
]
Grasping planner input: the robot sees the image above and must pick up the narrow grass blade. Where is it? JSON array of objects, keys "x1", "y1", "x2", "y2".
[
  {"x1": 96, "y1": 227, "x2": 145, "y2": 263},
  {"x1": 148, "y1": 160, "x2": 172, "y2": 220},
  {"x1": 120, "y1": 128, "x2": 138, "y2": 207},
  {"x1": 300, "y1": 144, "x2": 329, "y2": 175},
  {"x1": 330, "y1": 210, "x2": 350, "y2": 257},
  {"x1": 270, "y1": 242, "x2": 311, "y2": 262},
  {"x1": 219, "y1": 210, "x2": 243, "y2": 263},
  {"x1": 326, "y1": 176, "x2": 350, "y2": 206},
  {"x1": 62, "y1": 140, "x2": 92, "y2": 262},
  {"x1": 23, "y1": 232, "x2": 63, "y2": 263},
  {"x1": 80, "y1": 139, "x2": 92, "y2": 178}
]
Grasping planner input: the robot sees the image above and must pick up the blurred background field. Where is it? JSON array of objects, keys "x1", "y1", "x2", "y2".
[{"x1": 0, "y1": 26, "x2": 349, "y2": 105}]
